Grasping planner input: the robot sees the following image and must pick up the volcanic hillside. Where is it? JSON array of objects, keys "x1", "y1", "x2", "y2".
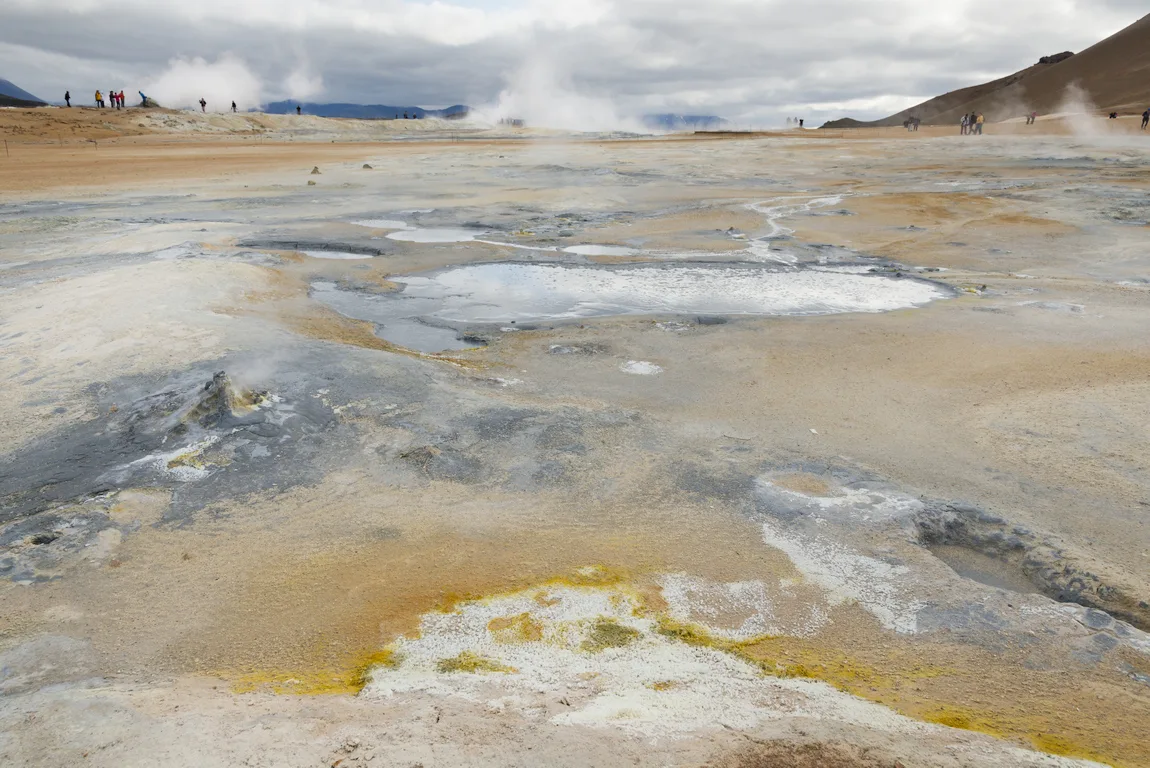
[
  {"x1": 0, "y1": 78, "x2": 47, "y2": 108},
  {"x1": 824, "y1": 12, "x2": 1150, "y2": 127}
]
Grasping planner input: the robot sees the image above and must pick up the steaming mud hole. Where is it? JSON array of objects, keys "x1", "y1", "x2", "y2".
[{"x1": 2, "y1": 130, "x2": 1150, "y2": 767}]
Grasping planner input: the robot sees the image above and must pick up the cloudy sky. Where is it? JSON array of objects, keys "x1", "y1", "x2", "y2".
[{"x1": 0, "y1": 0, "x2": 1143, "y2": 125}]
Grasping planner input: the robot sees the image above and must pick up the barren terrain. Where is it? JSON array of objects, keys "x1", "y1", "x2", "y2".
[{"x1": 1, "y1": 108, "x2": 1148, "y2": 768}]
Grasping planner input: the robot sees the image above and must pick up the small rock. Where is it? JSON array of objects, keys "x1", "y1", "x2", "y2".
[
  {"x1": 362, "y1": 164, "x2": 373, "y2": 169},
  {"x1": 307, "y1": 180, "x2": 317, "y2": 186},
  {"x1": 311, "y1": 166, "x2": 322, "y2": 174}
]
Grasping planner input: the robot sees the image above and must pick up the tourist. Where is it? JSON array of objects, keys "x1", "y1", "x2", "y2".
[
  {"x1": 119, "y1": 91, "x2": 126, "y2": 109},
  {"x1": 974, "y1": 112, "x2": 984, "y2": 135},
  {"x1": 139, "y1": 91, "x2": 148, "y2": 107},
  {"x1": 296, "y1": 105, "x2": 301, "y2": 115},
  {"x1": 231, "y1": 101, "x2": 237, "y2": 113},
  {"x1": 199, "y1": 98, "x2": 207, "y2": 113},
  {"x1": 1142, "y1": 109, "x2": 1149, "y2": 129},
  {"x1": 94, "y1": 90, "x2": 103, "y2": 108},
  {"x1": 960, "y1": 113, "x2": 968, "y2": 135},
  {"x1": 64, "y1": 90, "x2": 70, "y2": 107}
]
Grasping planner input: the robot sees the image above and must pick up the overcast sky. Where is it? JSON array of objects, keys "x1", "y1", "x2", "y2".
[{"x1": 0, "y1": 0, "x2": 1143, "y2": 125}]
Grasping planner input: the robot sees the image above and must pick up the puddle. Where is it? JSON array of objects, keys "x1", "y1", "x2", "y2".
[
  {"x1": 928, "y1": 545, "x2": 1042, "y2": 595},
  {"x1": 309, "y1": 282, "x2": 477, "y2": 352},
  {"x1": 302, "y1": 250, "x2": 376, "y2": 260},
  {"x1": 386, "y1": 228, "x2": 480, "y2": 243},
  {"x1": 313, "y1": 262, "x2": 947, "y2": 353},
  {"x1": 563, "y1": 245, "x2": 640, "y2": 257},
  {"x1": 621, "y1": 361, "x2": 663, "y2": 375}
]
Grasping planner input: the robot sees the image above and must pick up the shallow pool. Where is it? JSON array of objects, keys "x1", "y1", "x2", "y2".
[{"x1": 313, "y1": 261, "x2": 947, "y2": 352}]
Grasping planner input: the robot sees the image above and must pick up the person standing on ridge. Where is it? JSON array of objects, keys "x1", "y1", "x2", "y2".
[
  {"x1": 296, "y1": 105, "x2": 301, "y2": 115},
  {"x1": 231, "y1": 101, "x2": 237, "y2": 113},
  {"x1": 199, "y1": 98, "x2": 207, "y2": 113},
  {"x1": 64, "y1": 91, "x2": 71, "y2": 107},
  {"x1": 94, "y1": 90, "x2": 103, "y2": 108},
  {"x1": 119, "y1": 91, "x2": 125, "y2": 109}
]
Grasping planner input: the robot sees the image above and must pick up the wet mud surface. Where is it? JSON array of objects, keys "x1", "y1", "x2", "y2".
[{"x1": 1, "y1": 132, "x2": 1149, "y2": 767}]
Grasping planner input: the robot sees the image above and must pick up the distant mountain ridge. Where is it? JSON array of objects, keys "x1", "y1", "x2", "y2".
[
  {"x1": 263, "y1": 101, "x2": 726, "y2": 131},
  {"x1": 264, "y1": 101, "x2": 470, "y2": 119},
  {"x1": 642, "y1": 114, "x2": 728, "y2": 131},
  {"x1": 0, "y1": 78, "x2": 46, "y2": 106},
  {"x1": 822, "y1": 12, "x2": 1150, "y2": 127}
]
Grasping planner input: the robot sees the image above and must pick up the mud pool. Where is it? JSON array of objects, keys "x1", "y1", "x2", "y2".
[
  {"x1": 313, "y1": 261, "x2": 948, "y2": 352},
  {"x1": 2, "y1": 129, "x2": 1149, "y2": 768}
]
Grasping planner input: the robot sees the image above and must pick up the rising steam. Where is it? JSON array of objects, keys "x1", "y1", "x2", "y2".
[
  {"x1": 283, "y1": 65, "x2": 324, "y2": 102},
  {"x1": 143, "y1": 54, "x2": 263, "y2": 112},
  {"x1": 477, "y1": 54, "x2": 642, "y2": 133},
  {"x1": 1055, "y1": 82, "x2": 1105, "y2": 138}
]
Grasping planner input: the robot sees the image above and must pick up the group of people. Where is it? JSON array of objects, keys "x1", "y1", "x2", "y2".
[
  {"x1": 959, "y1": 111, "x2": 985, "y2": 135},
  {"x1": 86, "y1": 89, "x2": 127, "y2": 109},
  {"x1": 785, "y1": 117, "x2": 805, "y2": 128},
  {"x1": 903, "y1": 117, "x2": 921, "y2": 131}
]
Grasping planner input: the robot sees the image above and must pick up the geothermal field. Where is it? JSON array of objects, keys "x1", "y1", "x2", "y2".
[{"x1": 1, "y1": 112, "x2": 1149, "y2": 767}]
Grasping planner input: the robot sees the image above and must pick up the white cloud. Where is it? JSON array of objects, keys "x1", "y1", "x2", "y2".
[{"x1": 0, "y1": 0, "x2": 1142, "y2": 121}]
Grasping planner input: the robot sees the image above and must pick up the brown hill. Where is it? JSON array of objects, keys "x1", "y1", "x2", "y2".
[
  {"x1": 1, "y1": 94, "x2": 47, "y2": 109},
  {"x1": 823, "y1": 13, "x2": 1150, "y2": 127}
]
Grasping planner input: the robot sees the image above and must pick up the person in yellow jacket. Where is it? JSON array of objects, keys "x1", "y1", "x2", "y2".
[
  {"x1": 94, "y1": 90, "x2": 104, "y2": 108},
  {"x1": 974, "y1": 112, "x2": 985, "y2": 135}
]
